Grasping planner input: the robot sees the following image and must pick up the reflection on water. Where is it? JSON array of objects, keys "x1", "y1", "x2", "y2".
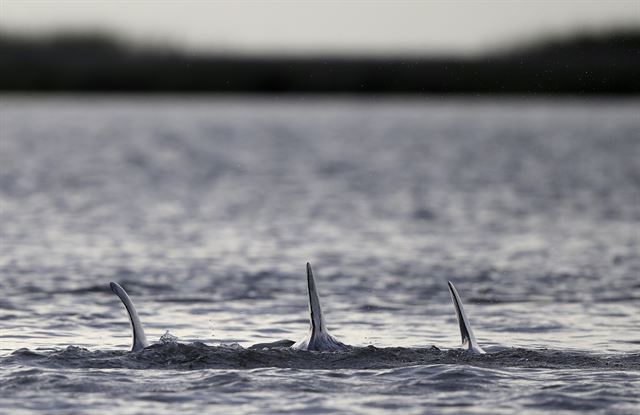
[{"x1": 0, "y1": 97, "x2": 639, "y2": 414}]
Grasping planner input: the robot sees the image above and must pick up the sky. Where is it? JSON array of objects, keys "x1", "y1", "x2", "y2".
[{"x1": 1, "y1": 0, "x2": 639, "y2": 55}]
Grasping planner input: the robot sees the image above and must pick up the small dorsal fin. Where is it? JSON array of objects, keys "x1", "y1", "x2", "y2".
[
  {"x1": 292, "y1": 263, "x2": 349, "y2": 351},
  {"x1": 447, "y1": 281, "x2": 485, "y2": 354},
  {"x1": 110, "y1": 282, "x2": 149, "y2": 352}
]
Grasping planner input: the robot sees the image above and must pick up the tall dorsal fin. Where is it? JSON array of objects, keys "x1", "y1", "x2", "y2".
[
  {"x1": 110, "y1": 282, "x2": 149, "y2": 352},
  {"x1": 306, "y1": 262, "x2": 326, "y2": 336},
  {"x1": 292, "y1": 263, "x2": 349, "y2": 351},
  {"x1": 447, "y1": 281, "x2": 485, "y2": 354}
]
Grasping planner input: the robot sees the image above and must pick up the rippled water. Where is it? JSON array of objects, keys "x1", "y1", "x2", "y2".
[{"x1": 1, "y1": 97, "x2": 639, "y2": 414}]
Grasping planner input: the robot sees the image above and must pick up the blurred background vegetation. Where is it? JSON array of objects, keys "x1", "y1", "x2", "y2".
[{"x1": 1, "y1": 29, "x2": 638, "y2": 94}]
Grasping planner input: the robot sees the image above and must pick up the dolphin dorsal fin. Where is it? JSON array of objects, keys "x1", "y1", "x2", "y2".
[
  {"x1": 447, "y1": 281, "x2": 485, "y2": 354},
  {"x1": 306, "y1": 262, "x2": 326, "y2": 336},
  {"x1": 292, "y1": 263, "x2": 349, "y2": 351},
  {"x1": 110, "y1": 282, "x2": 149, "y2": 352}
]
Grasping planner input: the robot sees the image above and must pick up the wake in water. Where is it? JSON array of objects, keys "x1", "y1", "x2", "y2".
[{"x1": 4, "y1": 343, "x2": 639, "y2": 371}]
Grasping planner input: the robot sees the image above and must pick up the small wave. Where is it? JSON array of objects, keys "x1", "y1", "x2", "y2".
[{"x1": 3, "y1": 344, "x2": 638, "y2": 372}]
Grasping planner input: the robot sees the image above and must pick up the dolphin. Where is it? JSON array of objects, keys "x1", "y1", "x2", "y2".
[
  {"x1": 447, "y1": 281, "x2": 485, "y2": 354},
  {"x1": 291, "y1": 262, "x2": 350, "y2": 352},
  {"x1": 110, "y1": 282, "x2": 149, "y2": 352},
  {"x1": 111, "y1": 281, "x2": 296, "y2": 352}
]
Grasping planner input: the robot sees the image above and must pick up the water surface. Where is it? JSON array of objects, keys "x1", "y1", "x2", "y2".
[{"x1": 1, "y1": 97, "x2": 639, "y2": 414}]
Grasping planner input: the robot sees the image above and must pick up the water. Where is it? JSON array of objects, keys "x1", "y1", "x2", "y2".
[{"x1": 1, "y1": 96, "x2": 639, "y2": 414}]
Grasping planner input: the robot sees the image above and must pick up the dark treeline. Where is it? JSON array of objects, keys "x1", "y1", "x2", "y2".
[{"x1": 0, "y1": 30, "x2": 639, "y2": 94}]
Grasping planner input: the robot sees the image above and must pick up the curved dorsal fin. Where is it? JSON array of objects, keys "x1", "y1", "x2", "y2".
[
  {"x1": 447, "y1": 281, "x2": 485, "y2": 354},
  {"x1": 110, "y1": 282, "x2": 149, "y2": 352}
]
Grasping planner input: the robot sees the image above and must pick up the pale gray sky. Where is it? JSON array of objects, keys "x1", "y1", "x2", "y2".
[{"x1": 1, "y1": 0, "x2": 638, "y2": 55}]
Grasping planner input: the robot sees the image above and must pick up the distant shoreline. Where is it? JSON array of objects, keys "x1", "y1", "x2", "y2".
[
  {"x1": 2, "y1": 93, "x2": 640, "y2": 101},
  {"x1": 1, "y1": 30, "x2": 638, "y2": 94}
]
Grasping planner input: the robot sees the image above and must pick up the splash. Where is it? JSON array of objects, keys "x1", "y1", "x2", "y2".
[{"x1": 159, "y1": 331, "x2": 178, "y2": 344}]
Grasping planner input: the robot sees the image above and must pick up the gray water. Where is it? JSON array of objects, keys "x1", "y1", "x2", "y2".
[{"x1": 0, "y1": 97, "x2": 639, "y2": 414}]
